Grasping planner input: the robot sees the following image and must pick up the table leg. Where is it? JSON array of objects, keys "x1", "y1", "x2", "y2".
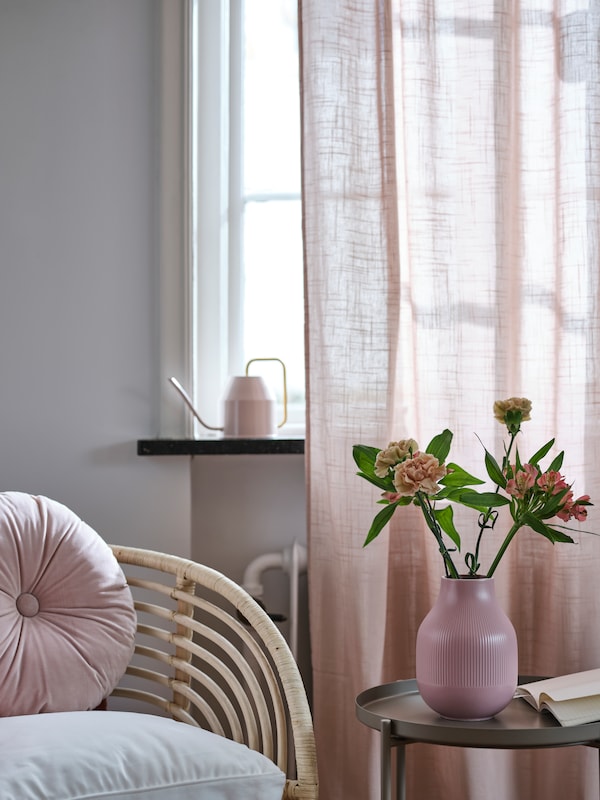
[
  {"x1": 396, "y1": 740, "x2": 406, "y2": 800},
  {"x1": 380, "y1": 719, "x2": 406, "y2": 800},
  {"x1": 380, "y1": 719, "x2": 392, "y2": 800}
]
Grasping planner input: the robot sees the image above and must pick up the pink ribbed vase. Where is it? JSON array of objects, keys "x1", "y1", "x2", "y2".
[{"x1": 416, "y1": 577, "x2": 518, "y2": 720}]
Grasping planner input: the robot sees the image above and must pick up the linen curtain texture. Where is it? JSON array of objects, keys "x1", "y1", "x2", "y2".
[{"x1": 300, "y1": 1, "x2": 600, "y2": 798}]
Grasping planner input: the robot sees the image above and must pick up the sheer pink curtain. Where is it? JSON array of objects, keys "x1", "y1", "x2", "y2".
[{"x1": 300, "y1": 1, "x2": 600, "y2": 798}]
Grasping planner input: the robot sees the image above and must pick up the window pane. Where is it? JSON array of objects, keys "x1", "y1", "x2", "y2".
[
  {"x1": 243, "y1": 0, "x2": 301, "y2": 195},
  {"x1": 243, "y1": 199, "x2": 304, "y2": 420},
  {"x1": 241, "y1": 0, "x2": 304, "y2": 429}
]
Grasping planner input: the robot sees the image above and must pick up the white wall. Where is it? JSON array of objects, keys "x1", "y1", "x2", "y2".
[{"x1": 0, "y1": 0, "x2": 190, "y2": 554}]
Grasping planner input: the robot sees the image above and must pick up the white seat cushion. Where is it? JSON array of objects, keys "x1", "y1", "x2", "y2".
[{"x1": 0, "y1": 710, "x2": 286, "y2": 800}]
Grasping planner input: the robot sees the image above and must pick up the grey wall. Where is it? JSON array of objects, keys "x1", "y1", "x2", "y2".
[
  {"x1": 0, "y1": 0, "x2": 190, "y2": 553},
  {"x1": 191, "y1": 454, "x2": 309, "y2": 689},
  {"x1": 0, "y1": 0, "x2": 309, "y2": 682}
]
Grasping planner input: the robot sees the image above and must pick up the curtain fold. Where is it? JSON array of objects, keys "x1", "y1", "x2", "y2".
[{"x1": 300, "y1": 1, "x2": 600, "y2": 798}]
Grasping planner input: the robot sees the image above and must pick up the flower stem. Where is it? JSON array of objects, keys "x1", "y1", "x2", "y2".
[
  {"x1": 415, "y1": 493, "x2": 460, "y2": 579},
  {"x1": 486, "y1": 520, "x2": 521, "y2": 577},
  {"x1": 503, "y1": 430, "x2": 518, "y2": 470},
  {"x1": 472, "y1": 430, "x2": 520, "y2": 575}
]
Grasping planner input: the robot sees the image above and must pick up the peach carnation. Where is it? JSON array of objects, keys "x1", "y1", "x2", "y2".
[
  {"x1": 493, "y1": 397, "x2": 532, "y2": 425},
  {"x1": 374, "y1": 439, "x2": 419, "y2": 478},
  {"x1": 392, "y1": 452, "x2": 446, "y2": 496}
]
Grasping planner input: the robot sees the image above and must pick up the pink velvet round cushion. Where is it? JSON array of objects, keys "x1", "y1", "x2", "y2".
[{"x1": 0, "y1": 492, "x2": 136, "y2": 716}]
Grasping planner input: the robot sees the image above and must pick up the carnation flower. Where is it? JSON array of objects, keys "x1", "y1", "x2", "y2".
[
  {"x1": 494, "y1": 397, "x2": 532, "y2": 436},
  {"x1": 493, "y1": 397, "x2": 532, "y2": 424},
  {"x1": 374, "y1": 439, "x2": 419, "y2": 478},
  {"x1": 392, "y1": 452, "x2": 446, "y2": 496}
]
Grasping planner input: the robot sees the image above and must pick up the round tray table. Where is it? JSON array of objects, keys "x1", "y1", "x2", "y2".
[{"x1": 356, "y1": 677, "x2": 600, "y2": 800}]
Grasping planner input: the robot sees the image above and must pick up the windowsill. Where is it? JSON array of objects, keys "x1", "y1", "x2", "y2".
[{"x1": 137, "y1": 437, "x2": 305, "y2": 456}]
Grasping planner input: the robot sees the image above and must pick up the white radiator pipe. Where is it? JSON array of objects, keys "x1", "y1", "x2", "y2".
[
  {"x1": 242, "y1": 542, "x2": 307, "y2": 659},
  {"x1": 242, "y1": 551, "x2": 285, "y2": 598},
  {"x1": 288, "y1": 541, "x2": 305, "y2": 660}
]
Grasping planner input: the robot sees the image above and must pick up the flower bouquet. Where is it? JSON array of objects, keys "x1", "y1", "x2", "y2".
[{"x1": 353, "y1": 398, "x2": 592, "y2": 578}]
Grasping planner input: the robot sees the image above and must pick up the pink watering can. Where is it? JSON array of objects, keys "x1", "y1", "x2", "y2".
[{"x1": 169, "y1": 358, "x2": 288, "y2": 439}]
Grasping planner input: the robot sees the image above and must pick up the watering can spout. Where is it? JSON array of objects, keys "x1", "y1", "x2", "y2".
[{"x1": 168, "y1": 377, "x2": 223, "y2": 432}]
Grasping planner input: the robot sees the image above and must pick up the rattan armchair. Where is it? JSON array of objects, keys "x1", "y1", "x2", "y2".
[{"x1": 109, "y1": 545, "x2": 318, "y2": 800}]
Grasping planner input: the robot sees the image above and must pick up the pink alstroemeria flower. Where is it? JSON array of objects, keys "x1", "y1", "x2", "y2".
[
  {"x1": 536, "y1": 470, "x2": 568, "y2": 495},
  {"x1": 506, "y1": 463, "x2": 538, "y2": 499},
  {"x1": 557, "y1": 493, "x2": 591, "y2": 522}
]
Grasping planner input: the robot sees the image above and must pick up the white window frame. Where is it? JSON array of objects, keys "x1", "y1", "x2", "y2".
[
  {"x1": 190, "y1": 0, "x2": 236, "y2": 434},
  {"x1": 157, "y1": 0, "x2": 193, "y2": 438},
  {"x1": 157, "y1": 0, "x2": 235, "y2": 438},
  {"x1": 158, "y1": 0, "x2": 303, "y2": 438}
]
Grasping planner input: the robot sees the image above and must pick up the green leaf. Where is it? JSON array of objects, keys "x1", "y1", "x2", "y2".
[
  {"x1": 522, "y1": 511, "x2": 553, "y2": 538},
  {"x1": 528, "y1": 437, "x2": 555, "y2": 466},
  {"x1": 548, "y1": 451, "x2": 564, "y2": 473},
  {"x1": 439, "y1": 462, "x2": 485, "y2": 488},
  {"x1": 426, "y1": 429, "x2": 453, "y2": 463},
  {"x1": 546, "y1": 527, "x2": 576, "y2": 544},
  {"x1": 522, "y1": 511, "x2": 575, "y2": 544},
  {"x1": 484, "y1": 449, "x2": 506, "y2": 488},
  {"x1": 363, "y1": 502, "x2": 398, "y2": 546},
  {"x1": 377, "y1": 496, "x2": 412, "y2": 507},
  {"x1": 457, "y1": 490, "x2": 511, "y2": 510},
  {"x1": 514, "y1": 447, "x2": 523, "y2": 472},
  {"x1": 435, "y1": 487, "x2": 467, "y2": 502},
  {"x1": 537, "y1": 486, "x2": 570, "y2": 519},
  {"x1": 355, "y1": 470, "x2": 395, "y2": 493},
  {"x1": 433, "y1": 505, "x2": 461, "y2": 550},
  {"x1": 352, "y1": 444, "x2": 380, "y2": 473}
]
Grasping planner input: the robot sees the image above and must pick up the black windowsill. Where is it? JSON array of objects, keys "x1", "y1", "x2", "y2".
[{"x1": 137, "y1": 438, "x2": 305, "y2": 456}]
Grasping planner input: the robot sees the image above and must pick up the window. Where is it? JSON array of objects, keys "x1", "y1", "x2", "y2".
[{"x1": 190, "y1": 0, "x2": 304, "y2": 436}]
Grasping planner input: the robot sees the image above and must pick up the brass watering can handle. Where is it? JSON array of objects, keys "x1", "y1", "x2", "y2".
[{"x1": 245, "y1": 358, "x2": 288, "y2": 428}]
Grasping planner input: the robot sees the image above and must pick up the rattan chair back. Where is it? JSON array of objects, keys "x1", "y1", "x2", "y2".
[{"x1": 109, "y1": 545, "x2": 318, "y2": 800}]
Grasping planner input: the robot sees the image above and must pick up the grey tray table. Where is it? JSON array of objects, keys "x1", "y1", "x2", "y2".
[{"x1": 356, "y1": 677, "x2": 600, "y2": 800}]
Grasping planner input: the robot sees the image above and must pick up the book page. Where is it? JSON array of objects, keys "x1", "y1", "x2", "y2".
[
  {"x1": 517, "y1": 668, "x2": 600, "y2": 707},
  {"x1": 540, "y1": 693, "x2": 600, "y2": 726}
]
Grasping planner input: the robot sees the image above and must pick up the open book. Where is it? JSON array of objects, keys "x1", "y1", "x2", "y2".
[{"x1": 516, "y1": 669, "x2": 600, "y2": 726}]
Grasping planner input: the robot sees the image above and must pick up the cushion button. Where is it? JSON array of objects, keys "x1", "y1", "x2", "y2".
[{"x1": 16, "y1": 593, "x2": 40, "y2": 618}]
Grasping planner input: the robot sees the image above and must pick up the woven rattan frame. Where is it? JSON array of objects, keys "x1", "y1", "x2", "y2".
[{"x1": 109, "y1": 545, "x2": 318, "y2": 800}]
